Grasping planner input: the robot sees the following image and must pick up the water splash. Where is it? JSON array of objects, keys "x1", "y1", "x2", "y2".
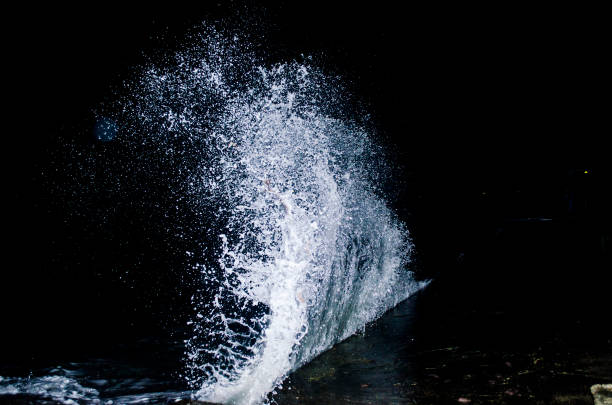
[
  {"x1": 0, "y1": 375, "x2": 100, "y2": 404},
  {"x1": 39, "y1": 26, "x2": 424, "y2": 405}
]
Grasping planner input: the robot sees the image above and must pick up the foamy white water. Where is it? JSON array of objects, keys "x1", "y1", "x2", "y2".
[
  {"x1": 113, "y1": 29, "x2": 428, "y2": 404},
  {"x1": 1, "y1": 26, "x2": 425, "y2": 405},
  {"x1": 0, "y1": 375, "x2": 100, "y2": 404}
]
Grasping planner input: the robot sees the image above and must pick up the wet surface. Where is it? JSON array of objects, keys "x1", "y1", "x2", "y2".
[
  {"x1": 276, "y1": 280, "x2": 612, "y2": 404},
  {"x1": 1, "y1": 277, "x2": 610, "y2": 404},
  {"x1": 272, "y1": 216, "x2": 612, "y2": 404},
  {"x1": 2, "y1": 217, "x2": 611, "y2": 404},
  {"x1": 0, "y1": 338, "x2": 192, "y2": 404}
]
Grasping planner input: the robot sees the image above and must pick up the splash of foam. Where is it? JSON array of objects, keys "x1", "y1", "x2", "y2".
[
  {"x1": 100, "y1": 27, "x2": 425, "y2": 404},
  {"x1": 0, "y1": 375, "x2": 100, "y2": 404}
]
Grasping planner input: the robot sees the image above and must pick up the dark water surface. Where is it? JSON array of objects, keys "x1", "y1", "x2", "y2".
[
  {"x1": 2, "y1": 280, "x2": 610, "y2": 404},
  {"x1": 278, "y1": 282, "x2": 612, "y2": 404},
  {"x1": 2, "y1": 218, "x2": 610, "y2": 404}
]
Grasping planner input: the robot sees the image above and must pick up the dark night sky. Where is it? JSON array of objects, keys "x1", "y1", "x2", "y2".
[
  {"x1": 8, "y1": 3, "x2": 609, "y2": 177},
  {"x1": 3, "y1": 3, "x2": 610, "y2": 361}
]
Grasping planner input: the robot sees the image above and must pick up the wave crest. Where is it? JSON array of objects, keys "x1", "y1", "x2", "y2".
[{"x1": 103, "y1": 27, "x2": 424, "y2": 405}]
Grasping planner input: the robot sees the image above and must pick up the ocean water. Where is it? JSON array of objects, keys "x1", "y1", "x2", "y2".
[{"x1": 1, "y1": 27, "x2": 424, "y2": 404}]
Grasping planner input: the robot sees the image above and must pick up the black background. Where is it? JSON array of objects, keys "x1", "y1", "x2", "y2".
[{"x1": 3, "y1": 2, "x2": 610, "y2": 364}]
